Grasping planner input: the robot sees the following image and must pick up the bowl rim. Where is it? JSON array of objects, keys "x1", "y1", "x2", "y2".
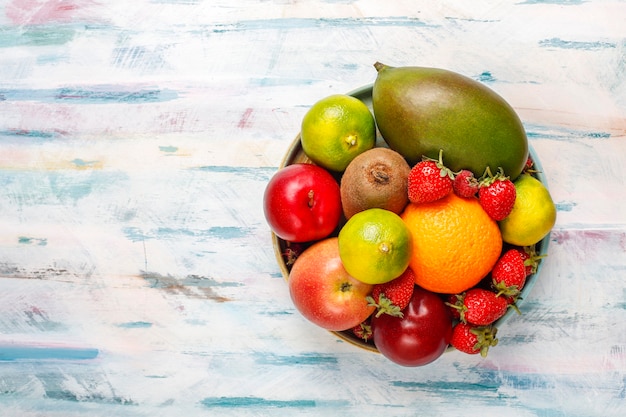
[{"x1": 272, "y1": 84, "x2": 551, "y2": 353}]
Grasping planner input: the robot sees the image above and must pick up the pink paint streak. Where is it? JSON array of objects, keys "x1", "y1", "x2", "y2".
[
  {"x1": 238, "y1": 108, "x2": 255, "y2": 129},
  {"x1": 6, "y1": 0, "x2": 97, "y2": 25}
]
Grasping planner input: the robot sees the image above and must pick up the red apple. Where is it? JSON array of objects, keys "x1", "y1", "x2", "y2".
[
  {"x1": 263, "y1": 163, "x2": 342, "y2": 243},
  {"x1": 288, "y1": 237, "x2": 375, "y2": 331},
  {"x1": 371, "y1": 286, "x2": 452, "y2": 366}
]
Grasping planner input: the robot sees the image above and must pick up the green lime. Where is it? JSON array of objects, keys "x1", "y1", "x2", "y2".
[
  {"x1": 499, "y1": 174, "x2": 557, "y2": 246},
  {"x1": 338, "y1": 208, "x2": 412, "y2": 285},
  {"x1": 301, "y1": 94, "x2": 376, "y2": 172}
]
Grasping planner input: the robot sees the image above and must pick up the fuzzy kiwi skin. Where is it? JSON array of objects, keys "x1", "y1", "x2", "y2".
[{"x1": 340, "y1": 147, "x2": 410, "y2": 219}]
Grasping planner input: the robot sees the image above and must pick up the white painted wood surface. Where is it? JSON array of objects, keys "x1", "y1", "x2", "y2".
[{"x1": 0, "y1": 1, "x2": 624, "y2": 415}]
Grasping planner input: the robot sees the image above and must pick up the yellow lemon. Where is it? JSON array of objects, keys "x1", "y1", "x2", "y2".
[
  {"x1": 338, "y1": 208, "x2": 412, "y2": 285},
  {"x1": 301, "y1": 94, "x2": 376, "y2": 172},
  {"x1": 499, "y1": 174, "x2": 557, "y2": 246}
]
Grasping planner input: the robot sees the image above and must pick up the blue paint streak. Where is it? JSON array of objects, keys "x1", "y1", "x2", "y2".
[
  {"x1": 525, "y1": 124, "x2": 611, "y2": 141},
  {"x1": 0, "y1": 129, "x2": 59, "y2": 141},
  {"x1": 122, "y1": 227, "x2": 152, "y2": 242},
  {"x1": 159, "y1": 145, "x2": 178, "y2": 153},
  {"x1": 156, "y1": 226, "x2": 242, "y2": 239},
  {"x1": 46, "y1": 171, "x2": 108, "y2": 202},
  {"x1": 112, "y1": 45, "x2": 169, "y2": 71},
  {"x1": 0, "y1": 25, "x2": 77, "y2": 47},
  {"x1": 140, "y1": 272, "x2": 243, "y2": 289},
  {"x1": 212, "y1": 16, "x2": 436, "y2": 33},
  {"x1": 248, "y1": 77, "x2": 317, "y2": 87},
  {"x1": 71, "y1": 158, "x2": 99, "y2": 168},
  {"x1": 391, "y1": 380, "x2": 500, "y2": 393},
  {"x1": 193, "y1": 165, "x2": 275, "y2": 181},
  {"x1": 259, "y1": 310, "x2": 293, "y2": 316},
  {"x1": 18, "y1": 236, "x2": 48, "y2": 246},
  {"x1": 201, "y1": 397, "x2": 316, "y2": 408},
  {"x1": 255, "y1": 352, "x2": 338, "y2": 366},
  {"x1": 0, "y1": 170, "x2": 129, "y2": 204},
  {"x1": 37, "y1": 53, "x2": 70, "y2": 66},
  {"x1": 539, "y1": 38, "x2": 616, "y2": 50},
  {"x1": 476, "y1": 71, "x2": 497, "y2": 82},
  {"x1": 556, "y1": 201, "x2": 576, "y2": 212},
  {"x1": 204, "y1": 226, "x2": 249, "y2": 239},
  {"x1": 0, "y1": 87, "x2": 178, "y2": 104},
  {"x1": 117, "y1": 321, "x2": 153, "y2": 329},
  {"x1": 0, "y1": 346, "x2": 99, "y2": 361},
  {"x1": 123, "y1": 226, "x2": 252, "y2": 242},
  {"x1": 201, "y1": 397, "x2": 349, "y2": 408}
]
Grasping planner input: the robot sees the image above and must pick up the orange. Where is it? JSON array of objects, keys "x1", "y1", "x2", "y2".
[
  {"x1": 400, "y1": 193, "x2": 502, "y2": 294},
  {"x1": 338, "y1": 208, "x2": 412, "y2": 285}
]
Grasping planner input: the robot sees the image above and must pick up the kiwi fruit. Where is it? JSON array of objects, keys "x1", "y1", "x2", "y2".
[{"x1": 340, "y1": 147, "x2": 410, "y2": 219}]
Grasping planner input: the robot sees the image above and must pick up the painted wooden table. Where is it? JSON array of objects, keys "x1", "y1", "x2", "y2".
[{"x1": 1, "y1": 1, "x2": 624, "y2": 416}]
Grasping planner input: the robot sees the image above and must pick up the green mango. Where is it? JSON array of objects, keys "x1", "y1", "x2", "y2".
[{"x1": 372, "y1": 62, "x2": 528, "y2": 180}]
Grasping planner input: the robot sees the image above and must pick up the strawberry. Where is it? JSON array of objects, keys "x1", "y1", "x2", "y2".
[
  {"x1": 491, "y1": 248, "x2": 527, "y2": 299},
  {"x1": 522, "y1": 156, "x2": 539, "y2": 174},
  {"x1": 352, "y1": 319, "x2": 373, "y2": 342},
  {"x1": 450, "y1": 322, "x2": 498, "y2": 357},
  {"x1": 524, "y1": 156, "x2": 534, "y2": 172},
  {"x1": 519, "y1": 245, "x2": 544, "y2": 276},
  {"x1": 282, "y1": 242, "x2": 306, "y2": 267},
  {"x1": 366, "y1": 268, "x2": 415, "y2": 317},
  {"x1": 446, "y1": 293, "x2": 462, "y2": 320},
  {"x1": 407, "y1": 150, "x2": 454, "y2": 204},
  {"x1": 452, "y1": 169, "x2": 479, "y2": 198},
  {"x1": 447, "y1": 288, "x2": 509, "y2": 326},
  {"x1": 478, "y1": 168, "x2": 516, "y2": 221}
]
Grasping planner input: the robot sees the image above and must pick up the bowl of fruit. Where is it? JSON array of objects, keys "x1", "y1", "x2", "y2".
[{"x1": 264, "y1": 62, "x2": 556, "y2": 366}]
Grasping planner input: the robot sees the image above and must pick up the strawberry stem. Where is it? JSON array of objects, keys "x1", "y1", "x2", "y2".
[
  {"x1": 470, "y1": 326, "x2": 499, "y2": 357},
  {"x1": 366, "y1": 294, "x2": 404, "y2": 318}
]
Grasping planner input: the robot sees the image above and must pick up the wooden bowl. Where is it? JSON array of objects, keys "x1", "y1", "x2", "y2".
[{"x1": 272, "y1": 84, "x2": 551, "y2": 352}]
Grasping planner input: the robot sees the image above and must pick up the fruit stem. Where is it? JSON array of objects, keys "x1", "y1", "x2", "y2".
[
  {"x1": 373, "y1": 62, "x2": 387, "y2": 72},
  {"x1": 307, "y1": 190, "x2": 314, "y2": 208},
  {"x1": 372, "y1": 166, "x2": 390, "y2": 184},
  {"x1": 379, "y1": 242, "x2": 390, "y2": 254}
]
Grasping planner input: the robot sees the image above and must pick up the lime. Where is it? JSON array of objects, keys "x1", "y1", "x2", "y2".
[
  {"x1": 499, "y1": 174, "x2": 557, "y2": 246},
  {"x1": 338, "y1": 208, "x2": 412, "y2": 285},
  {"x1": 301, "y1": 94, "x2": 376, "y2": 172}
]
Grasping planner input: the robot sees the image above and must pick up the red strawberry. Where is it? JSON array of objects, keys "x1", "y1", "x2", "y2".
[
  {"x1": 407, "y1": 151, "x2": 453, "y2": 204},
  {"x1": 452, "y1": 169, "x2": 479, "y2": 198},
  {"x1": 446, "y1": 293, "x2": 462, "y2": 320},
  {"x1": 366, "y1": 268, "x2": 415, "y2": 317},
  {"x1": 491, "y1": 248, "x2": 527, "y2": 298},
  {"x1": 524, "y1": 157, "x2": 534, "y2": 172},
  {"x1": 351, "y1": 319, "x2": 373, "y2": 342},
  {"x1": 519, "y1": 245, "x2": 544, "y2": 276},
  {"x1": 523, "y1": 156, "x2": 539, "y2": 174},
  {"x1": 282, "y1": 242, "x2": 306, "y2": 267},
  {"x1": 478, "y1": 168, "x2": 516, "y2": 221},
  {"x1": 450, "y1": 323, "x2": 498, "y2": 357},
  {"x1": 447, "y1": 288, "x2": 509, "y2": 326}
]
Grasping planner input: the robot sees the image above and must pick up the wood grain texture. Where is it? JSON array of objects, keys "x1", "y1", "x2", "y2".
[{"x1": 0, "y1": 0, "x2": 625, "y2": 416}]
